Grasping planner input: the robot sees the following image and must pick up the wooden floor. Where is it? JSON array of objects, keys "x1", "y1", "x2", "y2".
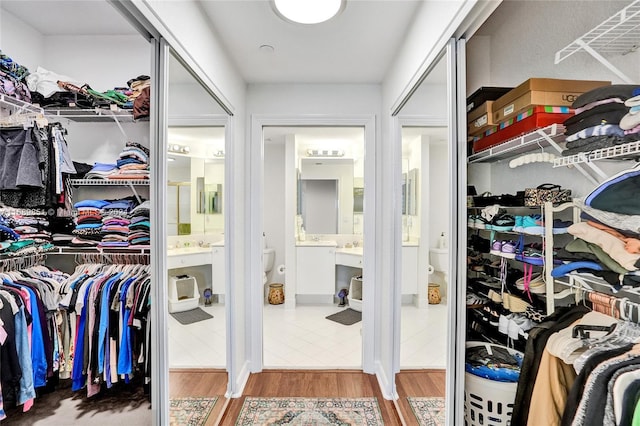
[
  {"x1": 396, "y1": 369, "x2": 446, "y2": 425},
  {"x1": 169, "y1": 369, "x2": 446, "y2": 425},
  {"x1": 169, "y1": 369, "x2": 228, "y2": 426}
]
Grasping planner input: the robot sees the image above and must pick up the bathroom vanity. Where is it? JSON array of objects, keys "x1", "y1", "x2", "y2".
[
  {"x1": 294, "y1": 240, "x2": 420, "y2": 306},
  {"x1": 167, "y1": 239, "x2": 225, "y2": 303}
]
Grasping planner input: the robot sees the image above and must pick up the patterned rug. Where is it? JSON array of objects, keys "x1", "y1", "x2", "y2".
[
  {"x1": 169, "y1": 397, "x2": 217, "y2": 426},
  {"x1": 407, "y1": 397, "x2": 445, "y2": 426},
  {"x1": 236, "y1": 397, "x2": 384, "y2": 425}
]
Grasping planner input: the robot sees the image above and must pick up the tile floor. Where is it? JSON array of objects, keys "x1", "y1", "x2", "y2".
[{"x1": 167, "y1": 301, "x2": 448, "y2": 369}]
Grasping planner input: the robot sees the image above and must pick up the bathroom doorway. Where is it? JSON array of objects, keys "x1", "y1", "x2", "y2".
[{"x1": 252, "y1": 119, "x2": 374, "y2": 371}]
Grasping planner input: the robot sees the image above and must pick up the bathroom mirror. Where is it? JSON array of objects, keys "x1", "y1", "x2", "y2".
[
  {"x1": 288, "y1": 127, "x2": 364, "y2": 235},
  {"x1": 166, "y1": 126, "x2": 225, "y2": 236}
]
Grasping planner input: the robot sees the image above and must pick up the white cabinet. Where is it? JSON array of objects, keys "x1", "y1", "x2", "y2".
[
  {"x1": 402, "y1": 246, "x2": 418, "y2": 295},
  {"x1": 296, "y1": 246, "x2": 336, "y2": 299},
  {"x1": 212, "y1": 246, "x2": 226, "y2": 296}
]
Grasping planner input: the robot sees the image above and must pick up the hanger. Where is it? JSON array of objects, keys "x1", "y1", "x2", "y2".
[{"x1": 509, "y1": 141, "x2": 557, "y2": 168}]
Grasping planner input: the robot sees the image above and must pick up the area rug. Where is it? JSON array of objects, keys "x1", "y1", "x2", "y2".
[
  {"x1": 170, "y1": 308, "x2": 213, "y2": 325},
  {"x1": 407, "y1": 397, "x2": 445, "y2": 426},
  {"x1": 170, "y1": 397, "x2": 217, "y2": 426},
  {"x1": 325, "y1": 308, "x2": 362, "y2": 325},
  {"x1": 236, "y1": 397, "x2": 383, "y2": 425}
]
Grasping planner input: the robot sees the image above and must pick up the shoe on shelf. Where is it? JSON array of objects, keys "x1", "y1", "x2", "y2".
[
  {"x1": 474, "y1": 215, "x2": 489, "y2": 229},
  {"x1": 500, "y1": 240, "x2": 517, "y2": 259},
  {"x1": 491, "y1": 214, "x2": 516, "y2": 231},
  {"x1": 521, "y1": 215, "x2": 545, "y2": 235},
  {"x1": 490, "y1": 240, "x2": 503, "y2": 256},
  {"x1": 552, "y1": 219, "x2": 573, "y2": 234}
]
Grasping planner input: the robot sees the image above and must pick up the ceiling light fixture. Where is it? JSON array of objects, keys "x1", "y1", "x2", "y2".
[
  {"x1": 307, "y1": 149, "x2": 344, "y2": 157},
  {"x1": 272, "y1": 0, "x2": 345, "y2": 24}
]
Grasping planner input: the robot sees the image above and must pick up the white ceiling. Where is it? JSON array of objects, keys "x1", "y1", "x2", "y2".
[
  {"x1": 197, "y1": 0, "x2": 423, "y2": 84},
  {"x1": 1, "y1": 1, "x2": 138, "y2": 36}
]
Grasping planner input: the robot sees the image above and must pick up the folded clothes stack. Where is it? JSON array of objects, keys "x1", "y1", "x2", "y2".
[
  {"x1": 110, "y1": 142, "x2": 150, "y2": 180},
  {"x1": 562, "y1": 85, "x2": 640, "y2": 157},
  {"x1": 71, "y1": 199, "x2": 108, "y2": 247},
  {"x1": 84, "y1": 163, "x2": 118, "y2": 180},
  {"x1": 99, "y1": 198, "x2": 136, "y2": 248},
  {"x1": 128, "y1": 201, "x2": 150, "y2": 248}
]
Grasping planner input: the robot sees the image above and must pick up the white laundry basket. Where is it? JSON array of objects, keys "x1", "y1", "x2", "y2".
[
  {"x1": 168, "y1": 275, "x2": 199, "y2": 313},
  {"x1": 464, "y1": 342, "x2": 522, "y2": 426}
]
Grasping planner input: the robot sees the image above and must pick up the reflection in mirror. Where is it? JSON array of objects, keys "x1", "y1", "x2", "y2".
[
  {"x1": 395, "y1": 50, "x2": 450, "y2": 419},
  {"x1": 166, "y1": 49, "x2": 228, "y2": 413},
  {"x1": 167, "y1": 126, "x2": 225, "y2": 237},
  {"x1": 262, "y1": 126, "x2": 365, "y2": 369}
]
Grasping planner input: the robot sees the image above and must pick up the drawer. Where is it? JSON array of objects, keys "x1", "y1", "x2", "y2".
[
  {"x1": 167, "y1": 252, "x2": 212, "y2": 269},
  {"x1": 335, "y1": 252, "x2": 363, "y2": 268}
]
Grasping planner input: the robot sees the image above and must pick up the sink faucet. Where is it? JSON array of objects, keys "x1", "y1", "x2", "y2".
[
  {"x1": 198, "y1": 240, "x2": 205, "y2": 247},
  {"x1": 312, "y1": 235, "x2": 320, "y2": 242}
]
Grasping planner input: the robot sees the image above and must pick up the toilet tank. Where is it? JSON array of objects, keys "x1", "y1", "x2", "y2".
[
  {"x1": 429, "y1": 247, "x2": 448, "y2": 272},
  {"x1": 263, "y1": 248, "x2": 275, "y2": 272}
]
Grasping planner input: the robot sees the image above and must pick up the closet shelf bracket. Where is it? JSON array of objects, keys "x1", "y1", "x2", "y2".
[
  {"x1": 554, "y1": 0, "x2": 640, "y2": 84},
  {"x1": 535, "y1": 129, "x2": 602, "y2": 186}
]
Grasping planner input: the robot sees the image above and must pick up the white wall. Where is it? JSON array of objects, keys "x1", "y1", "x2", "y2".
[
  {"x1": 43, "y1": 35, "x2": 150, "y2": 92},
  {"x1": 264, "y1": 140, "x2": 286, "y2": 287},
  {"x1": 429, "y1": 142, "x2": 449, "y2": 248},
  {"x1": 169, "y1": 82, "x2": 227, "y2": 116},
  {"x1": 0, "y1": 9, "x2": 45, "y2": 71},
  {"x1": 466, "y1": 1, "x2": 639, "y2": 92}
]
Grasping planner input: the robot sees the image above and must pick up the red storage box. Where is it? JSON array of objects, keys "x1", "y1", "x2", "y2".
[{"x1": 473, "y1": 106, "x2": 573, "y2": 153}]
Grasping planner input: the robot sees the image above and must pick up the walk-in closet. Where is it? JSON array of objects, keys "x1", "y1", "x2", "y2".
[
  {"x1": 463, "y1": 1, "x2": 640, "y2": 425},
  {"x1": 0, "y1": 1, "x2": 155, "y2": 423}
]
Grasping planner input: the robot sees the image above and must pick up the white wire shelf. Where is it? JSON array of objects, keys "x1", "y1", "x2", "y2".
[
  {"x1": 468, "y1": 124, "x2": 566, "y2": 163},
  {"x1": 554, "y1": 0, "x2": 640, "y2": 82},
  {"x1": 48, "y1": 246, "x2": 151, "y2": 255},
  {"x1": 69, "y1": 179, "x2": 150, "y2": 186},
  {"x1": 553, "y1": 140, "x2": 640, "y2": 167},
  {"x1": 0, "y1": 94, "x2": 44, "y2": 115},
  {"x1": 44, "y1": 107, "x2": 139, "y2": 123}
]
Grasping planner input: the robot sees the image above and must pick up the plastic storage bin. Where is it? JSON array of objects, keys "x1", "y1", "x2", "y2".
[
  {"x1": 464, "y1": 342, "x2": 522, "y2": 426},
  {"x1": 349, "y1": 276, "x2": 363, "y2": 312},
  {"x1": 168, "y1": 275, "x2": 199, "y2": 313}
]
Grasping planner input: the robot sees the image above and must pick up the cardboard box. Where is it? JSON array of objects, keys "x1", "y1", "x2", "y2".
[
  {"x1": 466, "y1": 87, "x2": 512, "y2": 113},
  {"x1": 492, "y1": 78, "x2": 610, "y2": 123},
  {"x1": 467, "y1": 101, "x2": 495, "y2": 136}
]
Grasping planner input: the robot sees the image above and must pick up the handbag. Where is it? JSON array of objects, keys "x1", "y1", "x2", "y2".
[{"x1": 524, "y1": 184, "x2": 571, "y2": 206}]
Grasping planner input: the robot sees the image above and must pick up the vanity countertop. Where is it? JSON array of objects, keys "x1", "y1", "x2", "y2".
[
  {"x1": 296, "y1": 240, "x2": 338, "y2": 247},
  {"x1": 335, "y1": 246, "x2": 363, "y2": 255},
  {"x1": 402, "y1": 240, "x2": 419, "y2": 247},
  {"x1": 167, "y1": 246, "x2": 213, "y2": 256}
]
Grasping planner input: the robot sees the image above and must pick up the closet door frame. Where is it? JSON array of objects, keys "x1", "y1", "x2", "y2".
[
  {"x1": 389, "y1": 38, "x2": 465, "y2": 424},
  {"x1": 248, "y1": 114, "x2": 377, "y2": 376}
]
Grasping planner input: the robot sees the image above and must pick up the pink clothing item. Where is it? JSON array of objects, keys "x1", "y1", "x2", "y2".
[
  {"x1": 587, "y1": 220, "x2": 640, "y2": 254},
  {"x1": 574, "y1": 97, "x2": 624, "y2": 115},
  {"x1": 624, "y1": 124, "x2": 640, "y2": 135},
  {"x1": 568, "y1": 222, "x2": 640, "y2": 270}
]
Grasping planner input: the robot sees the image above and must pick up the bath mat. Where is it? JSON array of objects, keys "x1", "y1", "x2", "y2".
[
  {"x1": 408, "y1": 397, "x2": 445, "y2": 426},
  {"x1": 325, "y1": 308, "x2": 362, "y2": 325},
  {"x1": 170, "y1": 396, "x2": 217, "y2": 426},
  {"x1": 170, "y1": 308, "x2": 213, "y2": 325},
  {"x1": 235, "y1": 397, "x2": 383, "y2": 425}
]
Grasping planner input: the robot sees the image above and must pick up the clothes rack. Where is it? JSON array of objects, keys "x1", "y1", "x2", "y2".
[{"x1": 0, "y1": 253, "x2": 47, "y2": 272}]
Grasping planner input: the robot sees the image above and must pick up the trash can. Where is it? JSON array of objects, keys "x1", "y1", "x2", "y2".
[
  {"x1": 428, "y1": 283, "x2": 441, "y2": 304},
  {"x1": 268, "y1": 283, "x2": 285, "y2": 305}
]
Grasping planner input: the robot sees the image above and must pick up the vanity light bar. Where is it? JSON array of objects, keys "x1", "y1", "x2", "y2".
[
  {"x1": 168, "y1": 144, "x2": 190, "y2": 154},
  {"x1": 306, "y1": 149, "x2": 344, "y2": 157}
]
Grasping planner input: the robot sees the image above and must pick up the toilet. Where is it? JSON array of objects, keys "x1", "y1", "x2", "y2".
[
  {"x1": 429, "y1": 247, "x2": 449, "y2": 286},
  {"x1": 263, "y1": 247, "x2": 275, "y2": 284}
]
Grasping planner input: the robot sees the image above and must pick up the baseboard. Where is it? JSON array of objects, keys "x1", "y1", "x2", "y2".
[
  {"x1": 227, "y1": 359, "x2": 250, "y2": 398},
  {"x1": 295, "y1": 294, "x2": 334, "y2": 304},
  {"x1": 375, "y1": 361, "x2": 398, "y2": 400}
]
